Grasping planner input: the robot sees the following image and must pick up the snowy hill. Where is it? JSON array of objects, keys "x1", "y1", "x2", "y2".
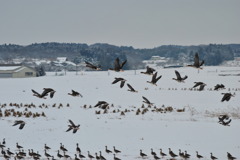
[{"x1": 0, "y1": 66, "x2": 239, "y2": 160}]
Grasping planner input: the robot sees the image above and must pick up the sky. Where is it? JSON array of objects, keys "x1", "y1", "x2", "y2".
[{"x1": 0, "y1": 0, "x2": 240, "y2": 49}]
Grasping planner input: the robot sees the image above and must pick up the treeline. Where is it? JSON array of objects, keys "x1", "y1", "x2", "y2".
[{"x1": 0, "y1": 43, "x2": 238, "y2": 70}]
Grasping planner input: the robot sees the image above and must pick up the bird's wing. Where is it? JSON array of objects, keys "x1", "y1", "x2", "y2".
[
  {"x1": 182, "y1": 75, "x2": 188, "y2": 80},
  {"x1": 120, "y1": 80, "x2": 126, "y2": 88},
  {"x1": 66, "y1": 127, "x2": 72, "y2": 132},
  {"x1": 112, "y1": 78, "x2": 121, "y2": 84},
  {"x1": 73, "y1": 128, "x2": 78, "y2": 134},
  {"x1": 120, "y1": 60, "x2": 127, "y2": 68},
  {"x1": 19, "y1": 123, "x2": 25, "y2": 130},
  {"x1": 155, "y1": 75, "x2": 162, "y2": 82},
  {"x1": 50, "y1": 91, "x2": 55, "y2": 98},
  {"x1": 127, "y1": 83, "x2": 135, "y2": 91},
  {"x1": 31, "y1": 89, "x2": 40, "y2": 96},
  {"x1": 194, "y1": 53, "x2": 200, "y2": 66},
  {"x1": 13, "y1": 120, "x2": 22, "y2": 126},
  {"x1": 151, "y1": 72, "x2": 157, "y2": 82},
  {"x1": 175, "y1": 70, "x2": 181, "y2": 79},
  {"x1": 192, "y1": 82, "x2": 201, "y2": 88},
  {"x1": 114, "y1": 58, "x2": 121, "y2": 70},
  {"x1": 68, "y1": 119, "x2": 76, "y2": 127},
  {"x1": 142, "y1": 96, "x2": 150, "y2": 104}
]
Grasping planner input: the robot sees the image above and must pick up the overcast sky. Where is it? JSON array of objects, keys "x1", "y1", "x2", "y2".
[{"x1": 0, "y1": 0, "x2": 240, "y2": 48}]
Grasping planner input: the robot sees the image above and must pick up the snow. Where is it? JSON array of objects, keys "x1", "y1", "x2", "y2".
[
  {"x1": 0, "y1": 66, "x2": 240, "y2": 160},
  {"x1": 0, "y1": 66, "x2": 20, "y2": 71}
]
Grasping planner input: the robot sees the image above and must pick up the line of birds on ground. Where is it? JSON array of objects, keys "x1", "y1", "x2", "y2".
[
  {"x1": 0, "y1": 139, "x2": 122, "y2": 160},
  {"x1": 0, "y1": 138, "x2": 238, "y2": 160}
]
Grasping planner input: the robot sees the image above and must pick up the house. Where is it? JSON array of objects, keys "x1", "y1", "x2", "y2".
[{"x1": 0, "y1": 64, "x2": 37, "y2": 78}]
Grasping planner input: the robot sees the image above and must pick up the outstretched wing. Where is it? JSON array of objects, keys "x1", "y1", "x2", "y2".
[
  {"x1": 127, "y1": 83, "x2": 135, "y2": 91},
  {"x1": 194, "y1": 53, "x2": 200, "y2": 67},
  {"x1": 152, "y1": 72, "x2": 158, "y2": 82},
  {"x1": 174, "y1": 70, "x2": 181, "y2": 79},
  {"x1": 114, "y1": 58, "x2": 121, "y2": 70},
  {"x1": 142, "y1": 96, "x2": 150, "y2": 104},
  {"x1": 68, "y1": 119, "x2": 76, "y2": 127},
  {"x1": 19, "y1": 123, "x2": 25, "y2": 130},
  {"x1": 120, "y1": 60, "x2": 127, "y2": 68},
  {"x1": 112, "y1": 78, "x2": 121, "y2": 84},
  {"x1": 120, "y1": 80, "x2": 126, "y2": 88},
  {"x1": 13, "y1": 120, "x2": 22, "y2": 126},
  {"x1": 31, "y1": 89, "x2": 41, "y2": 96},
  {"x1": 50, "y1": 91, "x2": 55, "y2": 98}
]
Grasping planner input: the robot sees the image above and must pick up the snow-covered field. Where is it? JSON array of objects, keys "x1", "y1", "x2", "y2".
[{"x1": 0, "y1": 66, "x2": 240, "y2": 160}]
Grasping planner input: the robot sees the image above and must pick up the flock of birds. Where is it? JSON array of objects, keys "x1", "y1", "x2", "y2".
[{"x1": 1, "y1": 53, "x2": 238, "y2": 159}]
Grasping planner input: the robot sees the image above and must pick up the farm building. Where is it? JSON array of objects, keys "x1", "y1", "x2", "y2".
[{"x1": 0, "y1": 64, "x2": 37, "y2": 78}]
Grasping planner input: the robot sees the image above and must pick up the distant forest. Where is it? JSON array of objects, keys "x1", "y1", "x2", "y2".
[{"x1": 0, "y1": 43, "x2": 239, "y2": 70}]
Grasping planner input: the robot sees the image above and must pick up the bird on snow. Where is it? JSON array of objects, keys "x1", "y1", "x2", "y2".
[
  {"x1": 147, "y1": 72, "x2": 162, "y2": 86},
  {"x1": 187, "y1": 52, "x2": 204, "y2": 69},
  {"x1": 68, "y1": 90, "x2": 83, "y2": 97},
  {"x1": 108, "y1": 57, "x2": 127, "y2": 72},
  {"x1": 66, "y1": 119, "x2": 80, "y2": 134},
  {"x1": 112, "y1": 77, "x2": 126, "y2": 88},
  {"x1": 221, "y1": 93, "x2": 235, "y2": 102},
  {"x1": 85, "y1": 61, "x2": 101, "y2": 70},
  {"x1": 141, "y1": 66, "x2": 155, "y2": 75},
  {"x1": 172, "y1": 70, "x2": 188, "y2": 82},
  {"x1": 13, "y1": 120, "x2": 26, "y2": 130}
]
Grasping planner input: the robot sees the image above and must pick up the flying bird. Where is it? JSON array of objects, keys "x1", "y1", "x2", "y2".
[
  {"x1": 187, "y1": 52, "x2": 204, "y2": 69},
  {"x1": 32, "y1": 88, "x2": 55, "y2": 99},
  {"x1": 192, "y1": 82, "x2": 205, "y2": 88},
  {"x1": 112, "y1": 77, "x2": 126, "y2": 88},
  {"x1": 127, "y1": 83, "x2": 138, "y2": 92},
  {"x1": 172, "y1": 70, "x2": 188, "y2": 82},
  {"x1": 109, "y1": 57, "x2": 127, "y2": 72},
  {"x1": 221, "y1": 93, "x2": 234, "y2": 102},
  {"x1": 141, "y1": 66, "x2": 155, "y2": 75},
  {"x1": 214, "y1": 84, "x2": 225, "y2": 91},
  {"x1": 147, "y1": 72, "x2": 162, "y2": 86},
  {"x1": 68, "y1": 90, "x2": 83, "y2": 97},
  {"x1": 13, "y1": 120, "x2": 26, "y2": 130},
  {"x1": 85, "y1": 61, "x2": 101, "y2": 70},
  {"x1": 198, "y1": 83, "x2": 206, "y2": 91},
  {"x1": 66, "y1": 120, "x2": 80, "y2": 134},
  {"x1": 142, "y1": 96, "x2": 154, "y2": 106},
  {"x1": 94, "y1": 101, "x2": 109, "y2": 108}
]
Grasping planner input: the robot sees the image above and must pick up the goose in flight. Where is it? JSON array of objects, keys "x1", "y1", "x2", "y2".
[
  {"x1": 127, "y1": 83, "x2": 138, "y2": 92},
  {"x1": 32, "y1": 88, "x2": 55, "y2": 99},
  {"x1": 13, "y1": 120, "x2": 26, "y2": 130},
  {"x1": 109, "y1": 57, "x2": 127, "y2": 72},
  {"x1": 68, "y1": 90, "x2": 83, "y2": 97},
  {"x1": 147, "y1": 72, "x2": 162, "y2": 86},
  {"x1": 172, "y1": 70, "x2": 188, "y2": 82},
  {"x1": 214, "y1": 84, "x2": 225, "y2": 91},
  {"x1": 187, "y1": 53, "x2": 204, "y2": 69},
  {"x1": 85, "y1": 61, "x2": 101, "y2": 70},
  {"x1": 221, "y1": 93, "x2": 234, "y2": 102},
  {"x1": 142, "y1": 96, "x2": 154, "y2": 106},
  {"x1": 112, "y1": 77, "x2": 126, "y2": 88},
  {"x1": 66, "y1": 119, "x2": 80, "y2": 134},
  {"x1": 94, "y1": 101, "x2": 109, "y2": 108},
  {"x1": 141, "y1": 66, "x2": 155, "y2": 75},
  {"x1": 192, "y1": 82, "x2": 205, "y2": 88}
]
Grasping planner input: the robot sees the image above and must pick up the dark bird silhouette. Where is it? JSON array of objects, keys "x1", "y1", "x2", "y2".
[
  {"x1": 153, "y1": 154, "x2": 160, "y2": 160},
  {"x1": 113, "y1": 146, "x2": 121, "y2": 154},
  {"x1": 172, "y1": 70, "x2": 188, "y2": 82},
  {"x1": 85, "y1": 61, "x2": 101, "y2": 70},
  {"x1": 88, "y1": 151, "x2": 95, "y2": 159},
  {"x1": 94, "y1": 101, "x2": 109, "y2": 108},
  {"x1": 44, "y1": 144, "x2": 51, "y2": 151},
  {"x1": 160, "y1": 149, "x2": 167, "y2": 157},
  {"x1": 147, "y1": 72, "x2": 162, "y2": 86},
  {"x1": 109, "y1": 57, "x2": 127, "y2": 72},
  {"x1": 210, "y1": 153, "x2": 218, "y2": 160},
  {"x1": 114, "y1": 154, "x2": 121, "y2": 160},
  {"x1": 57, "y1": 150, "x2": 63, "y2": 159},
  {"x1": 140, "y1": 149, "x2": 147, "y2": 158},
  {"x1": 76, "y1": 143, "x2": 81, "y2": 153},
  {"x1": 221, "y1": 93, "x2": 234, "y2": 102},
  {"x1": 112, "y1": 77, "x2": 126, "y2": 88},
  {"x1": 198, "y1": 83, "x2": 206, "y2": 91},
  {"x1": 218, "y1": 114, "x2": 229, "y2": 123},
  {"x1": 13, "y1": 120, "x2": 26, "y2": 129},
  {"x1": 187, "y1": 52, "x2": 204, "y2": 69},
  {"x1": 127, "y1": 83, "x2": 138, "y2": 92},
  {"x1": 16, "y1": 143, "x2": 23, "y2": 150},
  {"x1": 68, "y1": 90, "x2": 83, "y2": 97},
  {"x1": 142, "y1": 96, "x2": 154, "y2": 106},
  {"x1": 66, "y1": 119, "x2": 80, "y2": 134},
  {"x1": 192, "y1": 82, "x2": 205, "y2": 88},
  {"x1": 196, "y1": 151, "x2": 203, "y2": 159},
  {"x1": 168, "y1": 148, "x2": 178, "y2": 158},
  {"x1": 141, "y1": 66, "x2": 155, "y2": 75},
  {"x1": 227, "y1": 152, "x2": 236, "y2": 160},
  {"x1": 214, "y1": 84, "x2": 225, "y2": 91},
  {"x1": 32, "y1": 88, "x2": 55, "y2": 99},
  {"x1": 105, "y1": 146, "x2": 112, "y2": 154}
]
